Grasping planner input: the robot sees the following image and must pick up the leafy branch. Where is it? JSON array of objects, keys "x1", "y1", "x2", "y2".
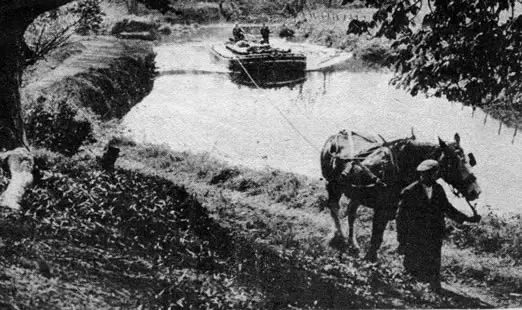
[{"x1": 343, "y1": 0, "x2": 522, "y2": 113}]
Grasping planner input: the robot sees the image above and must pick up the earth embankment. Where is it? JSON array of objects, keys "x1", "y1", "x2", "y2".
[{"x1": 21, "y1": 36, "x2": 155, "y2": 155}]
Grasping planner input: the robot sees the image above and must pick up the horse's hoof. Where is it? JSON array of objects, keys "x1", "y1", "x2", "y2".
[{"x1": 328, "y1": 233, "x2": 348, "y2": 252}]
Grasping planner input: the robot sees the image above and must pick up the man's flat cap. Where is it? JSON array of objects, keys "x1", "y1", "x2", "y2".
[{"x1": 417, "y1": 159, "x2": 439, "y2": 172}]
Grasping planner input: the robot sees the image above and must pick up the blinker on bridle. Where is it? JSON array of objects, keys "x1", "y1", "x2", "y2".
[
  {"x1": 468, "y1": 152, "x2": 477, "y2": 167},
  {"x1": 439, "y1": 150, "x2": 477, "y2": 197}
]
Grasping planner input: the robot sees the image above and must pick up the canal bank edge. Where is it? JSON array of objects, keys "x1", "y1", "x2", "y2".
[{"x1": 20, "y1": 36, "x2": 156, "y2": 155}]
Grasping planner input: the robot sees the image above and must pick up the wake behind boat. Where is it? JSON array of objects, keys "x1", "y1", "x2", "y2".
[{"x1": 210, "y1": 40, "x2": 306, "y2": 88}]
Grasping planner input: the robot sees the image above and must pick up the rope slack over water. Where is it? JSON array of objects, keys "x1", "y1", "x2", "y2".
[{"x1": 233, "y1": 56, "x2": 321, "y2": 153}]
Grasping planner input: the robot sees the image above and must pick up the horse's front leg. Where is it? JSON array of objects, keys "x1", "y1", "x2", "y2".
[
  {"x1": 346, "y1": 199, "x2": 360, "y2": 255},
  {"x1": 326, "y1": 182, "x2": 347, "y2": 251}
]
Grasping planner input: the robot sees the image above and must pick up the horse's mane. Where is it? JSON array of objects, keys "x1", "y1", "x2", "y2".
[
  {"x1": 405, "y1": 140, "x2": 440, "y2": 158},
  {"x1": 390, "y1": 139, "x2": 443, "y2": 186}
]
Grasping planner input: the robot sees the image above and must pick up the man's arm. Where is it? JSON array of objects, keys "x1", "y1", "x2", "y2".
[{"x1": 438, "y1": 185, "x2": 480, "y2": 223}]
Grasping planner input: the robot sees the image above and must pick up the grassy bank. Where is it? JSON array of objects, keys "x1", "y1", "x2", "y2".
[
  {"x1": 21, "y1": 36, "x2": 155, "y2": 155},
  {"x1": 3, "y1": 138, "x2": 522, "y2": 308},
  {"x1": 121, "y1": 142, "x2": 522, "y2": 307}
]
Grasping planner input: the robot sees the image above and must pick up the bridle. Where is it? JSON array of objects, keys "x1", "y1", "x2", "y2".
[{"x1": 438, "y1": 148, "x2": 479, "y2": 214}]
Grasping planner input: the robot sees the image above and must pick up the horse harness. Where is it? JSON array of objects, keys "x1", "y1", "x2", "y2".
[{"x1": 329, "y1": 131, "x2": 403, "y2": 188}]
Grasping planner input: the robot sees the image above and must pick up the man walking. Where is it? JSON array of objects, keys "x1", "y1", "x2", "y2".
[{"x1": 396, "y1": 159, "x2": 480, "y2": 292}]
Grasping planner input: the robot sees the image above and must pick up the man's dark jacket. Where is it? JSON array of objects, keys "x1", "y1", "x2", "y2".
[{"x1": 396, "y1": 180, "x2": 469, "y2": 281}]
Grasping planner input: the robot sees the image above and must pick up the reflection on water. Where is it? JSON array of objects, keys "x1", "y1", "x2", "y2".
[
  {"x1": 123, "y1": 28, "x2": 522, "y2": 215},
  {"x1": 229, "y1": 71, "x2": 306, "y2": 89}
]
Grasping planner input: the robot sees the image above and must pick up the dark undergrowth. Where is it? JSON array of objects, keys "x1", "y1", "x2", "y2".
[{"x1": 0, "y1": 153, "x2": 235, "y2": 309}]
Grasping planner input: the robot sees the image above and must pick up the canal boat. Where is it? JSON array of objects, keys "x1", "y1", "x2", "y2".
[{"x1": 210, "y1": 40, "x2": 306, "y2": 87}]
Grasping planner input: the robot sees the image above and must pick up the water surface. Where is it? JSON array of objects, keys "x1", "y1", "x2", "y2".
[{"x1": 123, "y1": 27, "x2": 521, "y2": 215}]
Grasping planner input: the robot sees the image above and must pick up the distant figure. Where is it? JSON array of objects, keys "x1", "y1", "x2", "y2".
[
  {"x1": 396, "y1": 159, "x2": 481, "y2": 293},
  {"x1": 279, "y1": 23, "x2": 295, "y2": 38},
  {"x1": 232, "y1": 23, "x2": 245, "y2": 42},
  {"x1": 260, "y1": 23, "x2": 270, "y2": 44}
]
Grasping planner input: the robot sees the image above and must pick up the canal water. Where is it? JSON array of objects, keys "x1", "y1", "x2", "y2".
[{"x1": 122, "y1": 26, "x2": 522, "y2": 215}]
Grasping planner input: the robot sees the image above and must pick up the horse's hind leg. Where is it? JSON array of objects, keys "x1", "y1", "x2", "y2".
[
  {"x1": 346, "y1": 199, "x2": 360, "y2": 254},
  {"x1": 365, "y1": 207, "x2": 393, "y2": 262},
  {"x1": 326, "y1": 182, "x2": 347, "y2": 251}
]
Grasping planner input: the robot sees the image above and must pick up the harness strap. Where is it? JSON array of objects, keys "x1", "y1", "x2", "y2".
[{"x1": 327, "y1": 131, "x2": 417, "y2": 189}]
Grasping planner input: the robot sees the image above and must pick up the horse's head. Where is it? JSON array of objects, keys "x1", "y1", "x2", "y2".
[{"x1": 437, "y1": 133, "x2": 481, "y2": 201}]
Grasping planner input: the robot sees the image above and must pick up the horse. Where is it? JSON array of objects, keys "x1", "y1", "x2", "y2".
[{"x1": 320, "y1": 130, "x2": 481, "y2": 261}]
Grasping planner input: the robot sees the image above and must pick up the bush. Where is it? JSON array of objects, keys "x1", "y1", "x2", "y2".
[
  {"x1": 449, "y1": 211, "x2": 522, "y2": 261},
  {"x1": 25, "y1": 99, "x2": 94, "y2": 156},
  {"x1": 71, "y1": 0, "x2": 105, "y2": 35}
]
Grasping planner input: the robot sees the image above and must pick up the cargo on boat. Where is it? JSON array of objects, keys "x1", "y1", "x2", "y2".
[{"x1": 210, "y1": 40, "x2": 306, "y2": 88}]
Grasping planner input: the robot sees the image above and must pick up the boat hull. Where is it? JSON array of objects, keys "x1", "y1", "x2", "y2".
[
  {"x1": 228, "y1": 71, "x2": 306, "y2": 89},
  {"x1": 210, "y1": 43, "x2": 306, "y2": 87}
]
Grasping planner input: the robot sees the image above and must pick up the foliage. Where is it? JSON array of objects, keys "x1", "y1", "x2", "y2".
[
  {"x1": 449, "y1": 211, "x2": 522, "y2": 261},
  {"x1": 22, "y1": 160, "x2": 216, "y2": 256},
  {"x1": 25, "y1": 100, "x2": 94, "y2": 156},
  {"x1": 7, "y1": 157, "x2": 242, "y2": 308},
  {"x1": 342, "y1": 0, "x2": 522, "y2": 113},
  {"x1": 70, "y1": 0, "x2": 106, "y2": 35}
]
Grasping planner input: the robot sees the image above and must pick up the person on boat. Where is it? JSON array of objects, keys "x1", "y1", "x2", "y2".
[
  {"x1": 396, "y1": 159, "x2": 481, "y2": 293},
  {"x1": 232, "y1": 23, "x2": 245, "y2": 42},
  {"x1": 260, "y1": 23, "x2": 270, "y2": 44},
  {"x1": 279, "y1": 23, "x2": 295, "y2": 38}
]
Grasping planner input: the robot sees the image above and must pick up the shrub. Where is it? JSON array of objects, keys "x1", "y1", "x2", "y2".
[
  {"x1": 25, "y1": 99, "x2": 94, "y2": 156},
  {"x1": 71, "y1": 0, "x2": 105, "y2": 35},
  {"x1": 449, "y1": 211, "x2": 522, "y2": 261}
]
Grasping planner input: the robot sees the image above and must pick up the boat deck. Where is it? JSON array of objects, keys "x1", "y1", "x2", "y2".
[
  {"x1": 210, "y1": 41, "x2": 307, "y2": 87},
  {"x1": 210, "y1": 42, "x2": 306, "y2": 63}
]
